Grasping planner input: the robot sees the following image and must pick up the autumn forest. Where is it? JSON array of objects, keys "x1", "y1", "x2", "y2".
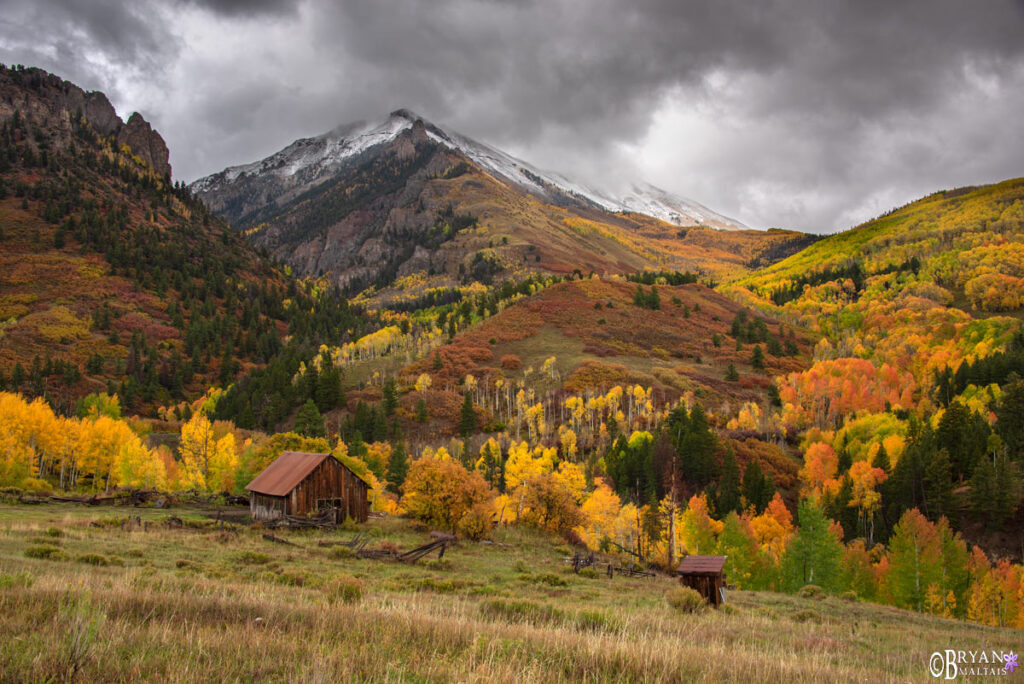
[{"x1": 2, "y1": 60, "x2": 1024, "y2": 663}]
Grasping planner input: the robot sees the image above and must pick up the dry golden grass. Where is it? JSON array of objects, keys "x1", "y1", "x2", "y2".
[{"x1": 0, "y1": 504, "x2": 1019, "y2": 682}]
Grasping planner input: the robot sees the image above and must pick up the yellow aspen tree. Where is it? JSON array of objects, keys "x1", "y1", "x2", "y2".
[
  {"x1": 576, "y1": 482, "x2": 621, "y2": 549},
  {"x1": 179, "y1": 413, "x2": 236, "y2": 491},
  {"x1": 553, "y1": 461, "x2": 586, "y2": 503},
  {"x1": 113, "y1": 441, "x2": 167, "y2": 490}
]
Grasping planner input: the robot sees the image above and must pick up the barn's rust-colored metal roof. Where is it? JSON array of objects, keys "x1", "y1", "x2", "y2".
[
  {"x1": 245, "y1": 451, "x2": 330, "y2": 496},
  {"x1": 676, "y1": 555, "x2": 728, "y2": 574}
]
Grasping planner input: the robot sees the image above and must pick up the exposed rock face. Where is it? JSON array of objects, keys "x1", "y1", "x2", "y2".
[
  {"x1": 117, "y1": 112, "x2": 171, "y2": 178},
  {"x1": 82, "y1": 92, "x2": 121, "y2": 137},
  {"x1": 0, "y1": 66, "x2": 171, "y2": 178}
]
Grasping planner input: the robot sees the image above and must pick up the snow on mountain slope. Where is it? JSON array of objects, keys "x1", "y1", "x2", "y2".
[
  {"x1": 191, "y1": 109, "x2": 748, "y2": 230},
  {"x1": 190, "y1": 116, "x2": 415, "y2": 194}
]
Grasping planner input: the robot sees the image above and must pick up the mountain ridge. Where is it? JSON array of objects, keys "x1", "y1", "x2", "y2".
[
  {"x1": 192, "y1": 108, "x2": 748, "y2": 231},
  {"x1": 191, "y1": 109, "x2": 810, "y2": 299}
]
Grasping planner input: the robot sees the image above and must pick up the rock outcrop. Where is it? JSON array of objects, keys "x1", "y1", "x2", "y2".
[
  {"x1": 116, "y1": 112, "x2": 171, "y2": 178},
  {"x1": 0, "y1": 66, "x2": 171, "y2": 178}
]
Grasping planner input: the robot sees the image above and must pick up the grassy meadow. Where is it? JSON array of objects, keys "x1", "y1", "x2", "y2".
[{"x1": 1, "y1": 503, "x2": 1020, "y2": 682}]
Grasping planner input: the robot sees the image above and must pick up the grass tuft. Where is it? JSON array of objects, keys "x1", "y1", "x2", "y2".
[
  {"x1": 797, "y1": 585, "x2": 825, "y2": 599},
  {"x1": 790, "y1": 609, "x2": 823, "y2": 624},
  {"x1": 665, "y1": 586, "x2": 707, "y2": 613},
  {"x1": 324, "y1": 574, "x2": 363, "y2": 604},
  {"x1": 25, "y1": 545, "x2": 68, "y2": 561}
]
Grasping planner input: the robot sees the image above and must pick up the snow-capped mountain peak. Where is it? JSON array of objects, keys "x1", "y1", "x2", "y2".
[{"x1": 191, "y1": 109, "x2": 748, "y2": 230}]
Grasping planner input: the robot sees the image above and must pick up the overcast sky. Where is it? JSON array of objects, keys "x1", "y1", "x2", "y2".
[{"x1": 2, "y1": 0, "x2": 1023, "y2": 233}]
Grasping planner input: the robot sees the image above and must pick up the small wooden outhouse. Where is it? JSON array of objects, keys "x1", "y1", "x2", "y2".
[{"x1": 676, "y1": 555, "x2": 728, "y2": 607}]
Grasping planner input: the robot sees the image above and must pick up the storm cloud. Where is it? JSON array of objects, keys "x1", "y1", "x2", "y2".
[{"x1": 1, "y1": 0, "x2": 1022, "y2": 232}]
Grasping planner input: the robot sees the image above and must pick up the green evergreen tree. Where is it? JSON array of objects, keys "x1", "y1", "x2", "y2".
[
  {"x1": 741, "y1": 459, "x2": 774, "y2": 513},
  {"x1": 923, "y1": 447, "x2": 953, "y2": 520},
  {"x1": 386, "y1": 442, "x2": 409, "y2": 495},
  {"x1": 996, "y1": 375, "x2": 1024, "y2": 457},
  {"x1": 937, "y1": 400, "x2": 989, "y2": 480},
  {"x1": 382, "y1": 378, "x2": 398, "y2": 416},
  {"x1": 415, "y1": 398, "x2": 428, "y2": 423},
  {"x1": 348, "y1": 430, "x2": 367, "y2": 460},
  {"x1": 11, "y1": 362, "x2": 24, "y2": 389},
  {"x1": 294, "y1": 399, "x2": 326, "y2": 438},
  {"x1": 480, "y1": 440, "x2": 504, "y2": 492},
  {"x1": 459, "y1": 392, "x2": 477, "y2": 437},
  {"x1": 823, "y1": 475, "x2": 858, "y2": 542},
  {"x1": 969, "y1": 446, "x2": 1020, "y2": 528},
  {"x1": 715, "y1": 449, "x2": 742, "y2": 515},
  {"x1": 750, "y1": 345, "x2": 765, "y2": 370},
  {"x1": 837, "y1": 446, "x2": 852, "y2": 475},
  {"x1": 316, "y1": 366, "x2": 343, "y2": 411},
  {"x1": 724, "y1": 363, "x2": 739, "y2": 382},
  {"x1": 871, "y1": 442, "x2": 891, "y2": 474}
]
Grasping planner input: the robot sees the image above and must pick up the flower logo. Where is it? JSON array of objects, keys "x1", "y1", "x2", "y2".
[{"x1": 1006, "y1": 651, "x2": 1018, "y2": 674}]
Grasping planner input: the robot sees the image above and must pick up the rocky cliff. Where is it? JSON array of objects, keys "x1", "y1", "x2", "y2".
[{"x1": 0, "y1": 66, "x2": 171, "y2": 178}]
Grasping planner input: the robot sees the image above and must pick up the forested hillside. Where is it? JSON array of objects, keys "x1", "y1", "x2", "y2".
[
  {"x1": 727, "y1": 179, "x2": 1024, "y2": 556},
  {"x1": 0, "y1": 65, "x2": 375, "y2": 418}
]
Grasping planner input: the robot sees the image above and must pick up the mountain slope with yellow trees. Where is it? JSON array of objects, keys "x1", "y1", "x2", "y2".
[{"x1": 724, "y1": 177, "x2": 1024, "y2": 559}]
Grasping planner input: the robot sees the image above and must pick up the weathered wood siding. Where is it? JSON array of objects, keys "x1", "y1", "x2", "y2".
[
  {"x1": 288, "y1": 457, "x2": 370, "y2": 522},
  {"x1": 250, "y1": 493, "x2": 287, "y2": 521},
  {"x1": 679, "y1": 573, "x2": 726, "y2": 607}
]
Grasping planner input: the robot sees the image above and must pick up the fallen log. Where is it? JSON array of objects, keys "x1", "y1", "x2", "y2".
[{"x1": 262, "y1": 533, "x2": 299, "y2": 547}]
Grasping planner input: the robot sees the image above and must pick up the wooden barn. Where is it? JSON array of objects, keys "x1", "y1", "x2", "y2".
[
  {"x1": 676, "y1": 555, "x2": 728, "y2": 607},
  {"x1": 245, "y1": 451, "x2": 370, "y2": 523}
]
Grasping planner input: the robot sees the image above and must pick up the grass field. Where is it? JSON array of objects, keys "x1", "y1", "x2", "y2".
[{"x1": 0, "y1": 503, "x2": 1020, "y2": 682}]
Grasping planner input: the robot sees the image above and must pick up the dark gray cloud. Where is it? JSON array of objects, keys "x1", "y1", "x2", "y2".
[
  {"x1": 1, "y1": 0, "x2": 1023, "y2": 232},
  {"x1": 183, "y1": 0, "x2": 299, "y2": 17}
]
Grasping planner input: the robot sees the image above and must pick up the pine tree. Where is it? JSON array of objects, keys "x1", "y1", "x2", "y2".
[
  {"x1": 678, "y1": 403, "x2": 717, "y2": 488},
  {"x1": 316, "y1": 366, "x2": 343, "y2": 411},
  {"x1": 458, "y1": 392, "x2": 477, "y2": 437},
  {"x1": 837, "y1": 446, "x2": 852, "y2": 474},
  {"x1": 724, "y1": 363, "x2": 739, "y2": 382},
  {"x1": 415, "y1": 398, "x2": 428, "y2": 423},
  {"x1": 348, "y1": 430, "x2": 367, "y2": 460},
  {"x1": 386, "y1": 442, "x2": 408, "y2": 495},
  {"x1": 382, "y1": 378, "x2": 398, "y2": 416},
  {"x1": 751, "y1": 345, "x2": 765, "y2": 370},
  {"x1": 823, "y1": 475, "x2": 858, "y2": 542},
  {"x1": 11, "y1": 362, "x2": 25, "y2": 389},
  {"x1": 937, "y1": 401, "x2": 988, "y2": 480},
  {"x1": 370, "y1": 406, "x2": 389, "y2": 443},
  {"x1": 996, "y1": 375, "x2": 1024, "y2": 456},
  {"x1": 294, "y1": 399, "x2": 326, "y2": 438},
  {"x1": 923, "y1": 447, "x2": 953, "y2": 519},
  {"x1": 871, "y1": 443, "x2": 891, "y2": 474},
  {"x1": 715, "y1": 449, "x2": 742, "y2": 515},
  {"x1": 742, "y1": 459, "x2": 775, "y2": 513},
  {"x1": 970, "y1": 448, "x2": 1020, "y2": 528}
]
